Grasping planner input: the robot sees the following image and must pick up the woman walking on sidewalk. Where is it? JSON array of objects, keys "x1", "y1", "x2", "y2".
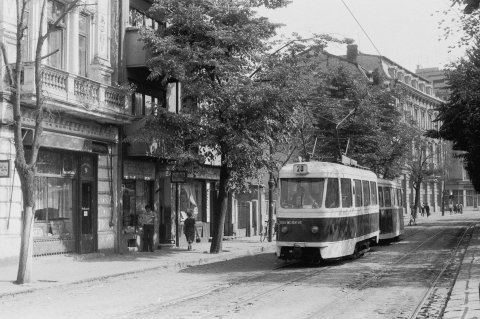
[{"x1": 184, "y1": 209, "x2": 196, "y2": 251}]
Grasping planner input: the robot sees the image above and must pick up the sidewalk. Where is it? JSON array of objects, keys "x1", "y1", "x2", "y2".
[
  {"x1": 442, "y1": 217, "x2": 480, "y2": 318},
  {"x1": 0, "y1": 236, "x2": 275, "y2": 299}
]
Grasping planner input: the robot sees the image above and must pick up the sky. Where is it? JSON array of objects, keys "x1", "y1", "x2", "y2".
[{"x1": 257, "y1": 0, "x2": 467, "y2": 72}]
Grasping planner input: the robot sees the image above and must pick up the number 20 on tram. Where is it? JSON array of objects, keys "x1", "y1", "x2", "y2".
[{"x1": 276, "y1": 161, "x2": 380, "y2": 261}]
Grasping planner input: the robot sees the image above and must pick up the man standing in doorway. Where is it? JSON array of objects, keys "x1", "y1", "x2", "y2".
[{"x1": 140, "y1": 205, "x2": 155, "y2": 252}]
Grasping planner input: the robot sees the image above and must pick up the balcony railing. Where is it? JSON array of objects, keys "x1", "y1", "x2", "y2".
[{"x1": 10, "y1": 62, "x2": 127, "y2": 118}]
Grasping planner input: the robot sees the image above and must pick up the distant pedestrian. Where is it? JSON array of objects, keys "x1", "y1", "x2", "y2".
[
  {"x1": 458, "y1": 203, "x2": 463, "y2": 214},
  {"x1": 449, "y1": 202, "x2": 454, "y2": 215},
  {"x1": 425, "y1": 203, "x2": 430, "y2": 217},
  {"x1": 183, "y1": 209, "x2": 196, "y2": 251},
  {"x1": 421, "y1": 203, "x2": 425, "y2": 217},
  {"x1": 140, "y1": 205, "x2": 155, "y2": 252}
]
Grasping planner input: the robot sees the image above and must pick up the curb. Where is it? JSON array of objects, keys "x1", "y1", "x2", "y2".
[{"x1": 0, "y1": 244, "x2": 276, "y2": 300}]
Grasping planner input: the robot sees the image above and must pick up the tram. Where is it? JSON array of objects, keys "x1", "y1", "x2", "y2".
[
  {"x1": 276, "y1": 160, "x2": 379, "y2": 261},
  {"x1": 377, "y1": 178, "x2": 405, "y2": 242}
]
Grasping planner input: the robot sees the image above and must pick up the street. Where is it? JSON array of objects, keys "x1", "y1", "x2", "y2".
[{"x1": 0, "y1": 212, "x2": 477, "y2": 319}]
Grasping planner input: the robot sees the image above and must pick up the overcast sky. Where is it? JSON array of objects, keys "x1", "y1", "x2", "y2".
[{"x1": 257, "y1": 0, "x2": 466, "y2": 72}]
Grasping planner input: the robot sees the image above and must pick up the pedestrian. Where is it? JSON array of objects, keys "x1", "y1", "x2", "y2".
[
  {"x1": 140, "y1": 205, "x2": 155, "y2": 252},
  {"x1": 183, "y1": 209, "x2": 196, "y2": 251},
  {"x1": 458, "y1": 203, "x2": 463, "y2": 214},
  {"x1": 421, "y1": 203, "x2": 425, "y2": 217},
  {"x1": 449, "y1": 202, "x2": 453, "y2": 215},
  {"x1": 425, "y1": 203, "x2": 430, "y2": 217}
]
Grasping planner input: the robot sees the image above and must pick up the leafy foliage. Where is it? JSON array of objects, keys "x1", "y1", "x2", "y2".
[{"x1": 436, "y1": 42, "x2": 480, "y2": 191}]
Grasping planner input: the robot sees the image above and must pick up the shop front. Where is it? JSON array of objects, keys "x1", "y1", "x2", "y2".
[
  {"x1": 32, "y1": 149, "x2": 98, "y2": 256},
  {"x1": 122, "y1": 160, "x2": 156, "y2": 251}
]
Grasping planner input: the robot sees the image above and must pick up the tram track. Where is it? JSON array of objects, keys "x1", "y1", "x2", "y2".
[
  {"x1": 116, "y1": 222, "x2": 475, "y2": 319},
  {"x1": 115, "y1": 259, "x2": 333, "y2": 319},
  {"x1": 302, "y1": 225, "x2": 473, "y2": 319},
  {"x1": 408, "y1": 223, "x2": 475, "y2": 319}
]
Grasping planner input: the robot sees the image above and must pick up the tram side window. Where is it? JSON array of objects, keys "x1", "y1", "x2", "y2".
[
  {"x1": 325, "y1": 178, "x2": 340, "y2": 208},
  {"x1": 378, "y1": 186, "x2": 384, "y2": 207},
  {"x1": 362, "y1": 180, "x2": 370, "y2": 206},
  {"x1": 354, "y1": 179, "x2": 363, "y2": 207},
  {"x1": 392, "y1": 188, "x2": 397, "y2": 206},
  {"x1": 397, "y1": 188, "x2": 403, "y2": 207},
  {"x1": 370, "y1": 181, "x2": 378, "y2": 205},
  {"x1": 340, "y1": 178, "x2": 352, "y2": 208},
  {"x1": 383, "y1": 187, "x2": 392, "y2": 207}
]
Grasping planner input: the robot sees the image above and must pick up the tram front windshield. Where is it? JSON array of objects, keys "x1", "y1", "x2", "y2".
[{"x1": 280, "y1": 178, "x2": 325, "y2": 209}]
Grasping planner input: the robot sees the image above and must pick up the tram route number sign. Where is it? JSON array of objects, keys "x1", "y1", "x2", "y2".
[{"x1": 293, "y1": 164, "x2": 308, "y2": 175}]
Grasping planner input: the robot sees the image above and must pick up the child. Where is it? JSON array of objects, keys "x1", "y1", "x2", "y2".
[{"x1": 183, "y1": 209, "x2": 196, "y2": 251}]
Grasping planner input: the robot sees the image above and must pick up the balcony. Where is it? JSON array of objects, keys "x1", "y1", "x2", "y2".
[
  {"x1": 13, "y1": 62, "x2": 130, "y2": 123},
  {"x1": 125, "y1": 27, "x2": 151, "y2": 68}
]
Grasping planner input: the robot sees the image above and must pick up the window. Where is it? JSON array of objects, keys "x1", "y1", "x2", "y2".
[
  {"x1": 180, "y1": 182, "x2": 204, "y2": 222},
  {"x1": 79, "y1": 14, "x2": 89, "y2": 76},
  {"x1": 129, "y1": 7, "x2": 165, "y2": 30},
  {"x1": 325, "y1": 178, "x2": 339, "y2": 208},
  {"x1": 397, "y1": 188, "x2": 403, "y2": 207},
  {"x1": 132, "y1": 92, "x2": 158, "y2": 116},
  {"x1": 466, "y1": 190, "x2": 477, "y2": 207},
  {"x1": 370, "y1": 181, "x2": 377, "y2": 205},
  {"x1": 280, "y1": 179, "x2": 325, "y2": 209},
  {"x1": 383, "y1": 187, "x2": 392, "y2": 207},
  {"x1": 362, "y1": 180, "x2": 370, "y2": 206},
  {"x1": 47, "y1": 0, "x2": 66, "y2": 69},
  {"x1": 340, "y1": 178, "x2": 352, "y2": 208},
  {"x1": 354, "y1": 179, "x2": 362, "y2": 207},
  {"x1": 451, "y1": 190, "x2": 463, "y2": 206},
  {"x1": 378, "y1": 187, "x2": 384, "y2": 207}
]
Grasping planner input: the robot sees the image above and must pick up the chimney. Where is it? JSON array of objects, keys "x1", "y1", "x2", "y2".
[{"x1": 346, "y1": 44, "x2": 358, "y2": 63}]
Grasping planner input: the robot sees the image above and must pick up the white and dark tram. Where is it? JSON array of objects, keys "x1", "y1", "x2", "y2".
[
  {"x1": 377, "y1": 178, "x2": 405, "y2": 242},
  {"x1": 276, "y1": 161, "x2": 380, "y2": 261}
]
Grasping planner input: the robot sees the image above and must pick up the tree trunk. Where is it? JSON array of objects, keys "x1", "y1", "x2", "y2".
[
  {"x1": 16, "y1": 167, "x2": 36, "y2": 284},
  {"x1": 209, "y1": 163, "x2": 230, "y2": 254},
  {"x1": 413, "y1": 182, "x2": 421, "y2": 220}
]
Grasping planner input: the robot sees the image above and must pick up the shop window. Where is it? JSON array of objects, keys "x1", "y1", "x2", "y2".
[
  {"x1": 451, "y1": 190, "x2": 463, "y2": 206},
  {"x1": 34, "y1": 177, "x2": 74, "y2": 238},
  {"x1": 180, "y1": 182, "x2": 204, "y2": 222},
  {"x1": 466, "y1": 190, "x2": 476, "y2": 207}
]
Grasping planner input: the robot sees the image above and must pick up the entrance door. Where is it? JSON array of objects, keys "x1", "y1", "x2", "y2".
[{"x1": 80, "y1": 181, "x2": 95, "y2": 253}]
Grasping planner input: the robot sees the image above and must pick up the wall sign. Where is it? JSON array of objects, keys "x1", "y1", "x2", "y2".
[
  {"x1": 171, "y1": 171, "x2": 187, "y2": 183},
  {"x1": 0, "y1": 160, "x2": 10, "y2": 178}
]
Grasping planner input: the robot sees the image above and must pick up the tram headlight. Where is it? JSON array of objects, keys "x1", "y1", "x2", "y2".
[
  {"x1": 311, "y1": 226, "x2": 319, "y2": 234},
  {"x1": 280, "y1": 225, "x2": 289, "y2": 234}
]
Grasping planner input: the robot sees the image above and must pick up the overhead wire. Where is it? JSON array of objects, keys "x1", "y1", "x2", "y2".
[{"x1": 340, "y1": 0, "x2": 383, "y2": 57}]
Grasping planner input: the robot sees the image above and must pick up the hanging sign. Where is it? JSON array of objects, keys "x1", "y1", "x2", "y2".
[{"x1": 171, "y1": 171, "x2": 187, "y2": 183}]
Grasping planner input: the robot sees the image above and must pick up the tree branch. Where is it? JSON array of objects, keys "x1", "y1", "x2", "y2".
[{"x1": 0, "y1": 43, "x2": 14, "y2": 86}]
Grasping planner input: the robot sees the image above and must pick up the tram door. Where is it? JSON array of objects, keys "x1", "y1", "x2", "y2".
[{"x1": 80, "y1": 181, "x2": 95, "y2": 253}]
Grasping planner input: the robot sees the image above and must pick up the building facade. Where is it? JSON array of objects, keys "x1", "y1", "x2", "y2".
[
  {"x1": 349, "y1": 47, "x2": 446, "y2": 215},
  {"x1": 416, "y1": 67, "x2": 480, "y2": 212},
  {"x1": 0, "y1": 0, "x2": 130, "y2": 261}
]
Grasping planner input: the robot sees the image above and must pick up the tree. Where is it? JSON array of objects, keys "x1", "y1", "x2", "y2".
[
  {"x1": 433, "y1": 41, "x2": 480, "y2": 192},
  {"x1": 289, "y1": 53, "x2": 414, "y2": 179},
  {"x1": 135, "y1": 0, "x2": 324, "y2": 253},
  {"x1": 0, "y1": 0, "x2": 82, "y2": 284}
]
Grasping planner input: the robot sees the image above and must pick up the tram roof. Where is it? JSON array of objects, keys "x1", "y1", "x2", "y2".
[
  {"x1": 377, "y1": 178, "x2": 402, "y2": 187},
  {"x1": 279, "y1": 161, "x2": 377, "y2": 180}
]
